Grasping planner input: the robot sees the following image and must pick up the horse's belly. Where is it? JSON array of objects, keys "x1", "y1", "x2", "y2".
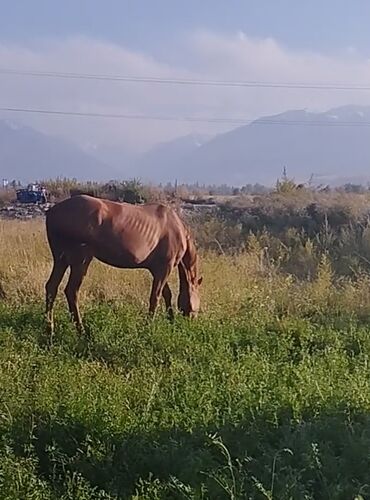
[{"x1": 93, "y1": 244, "x2": 152, "y2": 269}]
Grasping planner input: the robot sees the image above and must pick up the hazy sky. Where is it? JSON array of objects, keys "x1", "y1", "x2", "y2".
[{"x1": 1, "y1": 1, "x2": 370, "y2": 154}]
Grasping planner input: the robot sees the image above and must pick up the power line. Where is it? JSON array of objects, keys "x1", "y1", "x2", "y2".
[
  {"x1": 2, "y1": 105, "x2": 370, "y2": 127},
  {"x1": 1, "y1": 67, "x2": 370, "y2": 91},
  {"x1": 0, "y1": 106, "x2": 251, "y2": 124}
]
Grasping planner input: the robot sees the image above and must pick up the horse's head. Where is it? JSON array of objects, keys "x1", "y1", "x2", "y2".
[
  {"x1": 178, "y1": 239, "x2": 203, "y2": 318},
  {"x1": 177, "y1": 271, "x2": 203, "y2": 318}
]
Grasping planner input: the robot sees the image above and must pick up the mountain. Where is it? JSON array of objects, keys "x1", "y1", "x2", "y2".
[
  {"x1": 135, "y1": 105, "x2": 370, "y2": 186},
  {"x1": 4, "y1": 105, "x2": 370, "y2": 187},
  {"x1": 0, "y1": 119, "x2": 117, "y2": 182},
  {"x1": 135, "y1": 133, "x2": 211, "y2": 183},
  {"x1": 84, "y1": 143, "x2": 137, "y2": 177}
]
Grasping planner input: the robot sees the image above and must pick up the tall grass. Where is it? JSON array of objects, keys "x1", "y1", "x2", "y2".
[{"x1": 1, "y1": 219, "x2": 370, "y2": 498}]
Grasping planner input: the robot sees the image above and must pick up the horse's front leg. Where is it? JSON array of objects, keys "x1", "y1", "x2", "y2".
[
  {"x1": 149, "y1": 266, "x2": 173, "y2": 319},
  {"x1": 162, "y1": 283, "x2": 174, "y2": 321}
]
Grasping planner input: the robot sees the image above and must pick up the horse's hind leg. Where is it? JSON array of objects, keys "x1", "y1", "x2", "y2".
[
  {"x1": 45, "y1": 257, "x2": 68, "y2": 338},
  {"x1": 64, "y1": 256, "x2": 92, "y2": 336}
]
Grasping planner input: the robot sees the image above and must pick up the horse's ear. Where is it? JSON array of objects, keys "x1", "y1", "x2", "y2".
[{"x1": 198, "y1": 276, "x2": 203, "y2": 286}]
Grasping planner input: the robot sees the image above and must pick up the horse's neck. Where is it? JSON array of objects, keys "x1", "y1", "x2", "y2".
[
  {"x1": 184, "y1": 237, "x2": 198, "y2": 274},
  {"x1": 179, "y1": 245, "x2": 197, "y2": 297},
  {"x1": 178, "y1": 262, "x2": 189, "y2": 292}
]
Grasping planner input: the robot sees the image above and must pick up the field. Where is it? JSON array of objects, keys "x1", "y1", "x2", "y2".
[{"x1": 1, "y1": 213, "x2": 370, "y2": 499}]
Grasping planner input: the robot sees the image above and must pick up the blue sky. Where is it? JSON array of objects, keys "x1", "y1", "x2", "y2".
[
  {"x1": 2, "y1": 1, "x2": 370, "y2": 57},
  {"x1": 1, "y1": 1, "x2": 370, "y2": 153}
]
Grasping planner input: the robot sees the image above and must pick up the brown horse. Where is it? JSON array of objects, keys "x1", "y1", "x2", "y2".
[{"x1": 44, "y1": 194, "x2": 202, "y2": 337}]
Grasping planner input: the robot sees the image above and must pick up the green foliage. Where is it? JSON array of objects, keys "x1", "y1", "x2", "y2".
[
  {"x1": 185, "y1": 196, "x2": 370, "y2": 278},
  {"x1": 40, "y1": 178, "x2": 148, "y2": 205},
  {"x1": 1, "y1": 301, "x2": 370, "y2": 499},
  {"x1": 275, "y1": 168, "x2": 299, "y2": 194}
]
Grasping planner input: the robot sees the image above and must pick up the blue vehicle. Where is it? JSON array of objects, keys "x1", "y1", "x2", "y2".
[{"x1": 16, "y1": 184, "x2": 47, "y2": 204}]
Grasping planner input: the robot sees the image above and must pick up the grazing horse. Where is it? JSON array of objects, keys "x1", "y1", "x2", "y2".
[{"x1": 44, "y1": 194, "x2": 202, "y2": 336}]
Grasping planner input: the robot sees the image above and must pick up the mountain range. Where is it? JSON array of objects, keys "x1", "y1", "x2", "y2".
[
  {"x1": 135, "y1": 105, "x2": 370, "y2": 186},
  {"x1": 2, "y1": 105, "x2": 370, "y2": 186},
  {"x1": 0, "y1": 120, "x2": 115, "y2": 182}
]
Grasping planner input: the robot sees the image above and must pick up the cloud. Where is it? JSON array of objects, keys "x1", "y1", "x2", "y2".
[
  {"x1": 189, "y1": 30, "x2": 370, "y2": 108},
  {"x1": 1, "y1": 32, "x2": 370, "y2": 154},
  {"x1": 0, "y1": 37, "x2": 206, "y2": 153}
]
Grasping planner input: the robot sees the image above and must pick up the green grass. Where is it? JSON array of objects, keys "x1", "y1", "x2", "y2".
[
  {"x1": 1, "y1": 302, "x2": 370, "y2": 499},
  {"x1": 2, "y1": 218, "x2": 370, "y2": 498}
]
